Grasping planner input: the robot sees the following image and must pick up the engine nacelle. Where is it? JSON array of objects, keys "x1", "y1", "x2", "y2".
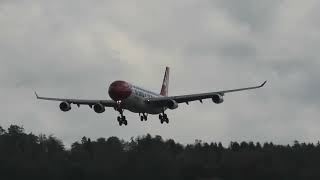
[
  {"x1": 212, "y1": 94, "x2": 224, "y2": 104},
  {"x1": 60, "y1": 102, "x2": 71, "y2": 112},
  {"x1": 93, "y1": 103, "x2": 105, "y2": 113},
  {"x1": 167, "y1": 100, "x2": 178, "y2": 110}
]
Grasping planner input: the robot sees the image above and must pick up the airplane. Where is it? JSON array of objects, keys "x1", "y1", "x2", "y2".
[{"x1": 35, "y1": 67, "x2": 267, "y2": 126}]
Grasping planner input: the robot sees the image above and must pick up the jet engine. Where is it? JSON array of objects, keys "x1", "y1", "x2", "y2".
[
  {"x1": 60, "y1": 102, "x2": 71, "y2": 112},
  {"x1": 167, "y1": 100, "x2": 178, "y2": 110},
  {"x1": 93, "y1": 103, "x2": 105, "y2": 113},
  {"x1": 212, "y1": 94, "x2": 224, "y2": 104}
]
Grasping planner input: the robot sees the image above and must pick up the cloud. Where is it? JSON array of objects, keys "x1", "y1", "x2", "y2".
[{"x1": 0, "y1": 0, "x2": 319, "y2": 146}]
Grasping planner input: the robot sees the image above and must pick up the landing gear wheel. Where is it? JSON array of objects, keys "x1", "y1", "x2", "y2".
[
  {"x1": 159, "y1": 113, "x2": 169, "y2": 124},
  {"x1": 122, "y1": 116, "x2": 127, "y2": 126},
  {"x1": 140, "y1": 113, "x2": 148, "y2": 121},
  {"x1": 118, "y1": 117, "x2": 123, "y2": 126},
  {"x1": 165, "y1": 118, "x2": 169, "y2": 124},
  {"x1": 159, "y1": 114, "x2": 165, "y2": 124},
  {"x1": 123, "y1": 119, "x2": 128, "y2": 126},
  {"x1": 117, "y1": 114, "x2": 128, "y2": 126}
]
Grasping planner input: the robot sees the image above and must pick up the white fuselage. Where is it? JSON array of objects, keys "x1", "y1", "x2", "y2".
[{"x1": 119, "y1": 85, "x2": 164, "y2": 114}]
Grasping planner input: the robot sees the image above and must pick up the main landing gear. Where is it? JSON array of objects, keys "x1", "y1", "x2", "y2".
[
  {"x1": 140, "y1": 113, "x2": 148, "y2": 121},
  {"x1": 159, "y1": 113, "x2": 169, "y2": 124},
  {"x1": 117, "y1": 109, "x2": 127, "y2": 126}
]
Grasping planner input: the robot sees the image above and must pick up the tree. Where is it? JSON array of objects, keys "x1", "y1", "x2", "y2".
[
  {"x1": 3, "y1": 124, "x2": 320, "y2": 179},
  {"x1": 8, "y1": 125, "x2": 24, "y2": 136},
  {"x1": 81, "y1": 136, "x2": 88, "y2": 144},
  {"x1": 230, "y1": 142, "x2": 240, "y2": 152},
  {"x1": 46, "y1": 135, "x2": 64, "y2": 154},
  {"x1": 248, "y1": 141, "x2": 255, "y2": 151},
  {"x1": 96, "y1": 137, "x2": 106, "y2": 144},
  {"x1": 218, "y1": 142, "x2": 224, "y2": 152},
  {"x1": 256, "y1": 142, "x2": 262, "y2": 150},
  {"x1": 240, "y1": 141, "x2": 249, "y2": 150},
  {"x1": 0, "y1": 126, "x2": 5, "y2": 135},
  {"x1": 106, "y1": 136, "x2": 123, "y2": 152}
]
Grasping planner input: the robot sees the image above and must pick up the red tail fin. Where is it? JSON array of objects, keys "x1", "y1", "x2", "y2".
[{"x1": 160, "y1": 67, "x2": 170, "y2": 96}]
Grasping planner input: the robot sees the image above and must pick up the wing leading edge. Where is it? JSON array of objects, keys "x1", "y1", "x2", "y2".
[
  {"x1": 35, "y1": 92, "x2": 117, "y2": 107},
  {"x1": 147, "y1": 81, "x2": 267, "y2": 104}
]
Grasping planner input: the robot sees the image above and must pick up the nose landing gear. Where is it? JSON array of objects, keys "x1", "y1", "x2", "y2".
[
  {"x1": 118, "y1": 115, "x2": 127, "y2": 126},
  {"x1": 159, "y1": 113, "x2": 169, "y2": 124},
  {"x1": 117, "y1": 108, "x2": 128, "y2": 126}
]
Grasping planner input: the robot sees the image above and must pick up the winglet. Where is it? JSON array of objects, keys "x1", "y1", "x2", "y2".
[
  {"x1": 260, "y1": 81, "x2": 267, "y2": 87},
  {"x1": 34, "y1": 91, "x2": 39, "y2": 99}
]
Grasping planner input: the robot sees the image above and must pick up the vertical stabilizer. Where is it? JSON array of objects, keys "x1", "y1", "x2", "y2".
[{"x1": 160, "y1": 67, "x2": 170, "y2": 96}]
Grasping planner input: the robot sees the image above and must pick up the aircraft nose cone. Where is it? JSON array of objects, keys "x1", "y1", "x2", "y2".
[{"x1": 108, "y1": 81, "x2": 132, "y2": 101}]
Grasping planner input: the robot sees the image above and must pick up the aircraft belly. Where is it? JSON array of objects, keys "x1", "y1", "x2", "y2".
[{"x1": 122, "y1": 94, "x2": 162, "y2": 114}]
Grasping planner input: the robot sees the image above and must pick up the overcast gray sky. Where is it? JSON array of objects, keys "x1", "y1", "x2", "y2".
[{"x1": 1, "y1": 0, "x2": 319, "y2": 146}]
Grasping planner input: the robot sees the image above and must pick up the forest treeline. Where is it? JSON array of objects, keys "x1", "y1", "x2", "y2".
[{"x1": 0, "y1": 125, "x2": 320, "y2": 180}]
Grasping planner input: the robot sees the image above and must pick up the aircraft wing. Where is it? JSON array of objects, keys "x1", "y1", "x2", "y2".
[
  {"x1": 147, "y1": 81, "x2": 267, "y2": 105},
  {"x1": 35, "y1": 92, "x2": 117, "y2": 107}
]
